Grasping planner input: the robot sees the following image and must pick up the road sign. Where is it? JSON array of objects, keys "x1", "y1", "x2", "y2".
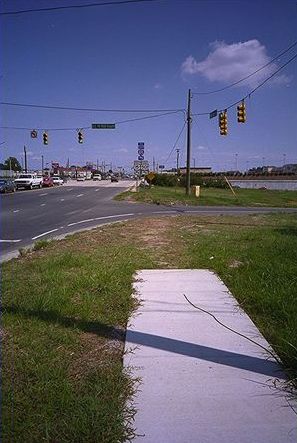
[
  {"x1": 134, "y1": 160, "x2": 149, "y2": 174},
  {"x1": 159, "y1": 165, "x2": 165, "y2": 169},
  {"x1": 209, "y1": 110, "x2": 218, "y2": 119},
  {"x1": 138, "y1": 142, "x2": 144, "y2": 147},
  {"x1": 92, "y1": 123, "x2": 116, "y2": 129},
  {"x1": 138, "y1": 155, "x2": 144, "y2": 161},
  {"x1": 147, "y1": 172, "x2": 155, "y2": 181},
  {"x1": 138, "y1": 148, "x2": 144, "y2": 155},
  {"x1": 31, "y1": 130, "x2": 38, "y2": 138}
]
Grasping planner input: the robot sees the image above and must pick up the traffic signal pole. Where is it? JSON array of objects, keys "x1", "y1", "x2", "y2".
[{"x1": 186, "y1": 89, "x2": 192, "y2": 195}]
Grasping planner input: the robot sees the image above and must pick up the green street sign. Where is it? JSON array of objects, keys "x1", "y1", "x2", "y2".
[{"x1": 92, "y1": 123, "x2": 116, "y2": 129}]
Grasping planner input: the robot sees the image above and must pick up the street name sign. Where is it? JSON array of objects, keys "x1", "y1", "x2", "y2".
[
  {"x1": 209, "y1": 110, "x2": 218, "y2": 119},
  {"x1": 92, "y1": 123, "x2": 116, "y2": 129}
]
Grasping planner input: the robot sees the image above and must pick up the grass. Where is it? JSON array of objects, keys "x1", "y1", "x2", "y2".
[
  {"x1": 115, "y1": 185, "x2": 297, "y2": 207},
  {"x1": 2, "y1": 213, "x2": 297, "y2": 441}
]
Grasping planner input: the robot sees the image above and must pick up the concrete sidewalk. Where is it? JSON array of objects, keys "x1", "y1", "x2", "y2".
[{"x1": 124, "y1": 270, "x2": 296, "y2": 443}]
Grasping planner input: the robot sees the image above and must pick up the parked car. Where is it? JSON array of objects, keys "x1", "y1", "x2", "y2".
[
  {"x1": 111, "y1": 176, "x2": 119, "y2": 183},
  {"x1": 93, "y1": 174, "x2": 102, "y2": 181},
  {"x1": 52, "y1": 176, "x2": 63, "y2": 186},
  {"x1": 77, "y1": 175, "x2": 85, "y2": 181},
  {"x1": 42, "y1": 176, "x2": 54, "y2": 187},
  {"x1": 0, "y1": 179, "x2": 16, "y2": 193},
  {"x1": 14, "y1": 173, "x2": 43, "y2": 190}
]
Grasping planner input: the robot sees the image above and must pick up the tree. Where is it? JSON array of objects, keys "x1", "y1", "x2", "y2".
[{"x1": 0, "y1": 157, "x2": 22, "y2": 172}]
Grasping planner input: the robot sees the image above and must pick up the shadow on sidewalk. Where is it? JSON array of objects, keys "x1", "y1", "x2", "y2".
[{"x1": 3, "y1": 304, "x2": 285, "y2": 379}]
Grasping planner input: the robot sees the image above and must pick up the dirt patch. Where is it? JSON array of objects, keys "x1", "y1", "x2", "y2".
[{"x1": 69, "y1": 327, "x2": 125, "y2": 382}]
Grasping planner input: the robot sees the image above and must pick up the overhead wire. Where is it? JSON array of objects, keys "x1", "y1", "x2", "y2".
[
  {"x1": 192, "y1": 40, "x2": 297, "y2": 95},
  {"x1": 164, "y1": 120, "x2": 186, "y2": 164},
  {"x1": 0, "y1": 101, "x2": 184, "y2": 113},
  {"x1": 0, "y1": 0, "x2": 161, "y2": 16},
  {"x1": 192, "y1": 52, "x2": 297, "y2": 116}
]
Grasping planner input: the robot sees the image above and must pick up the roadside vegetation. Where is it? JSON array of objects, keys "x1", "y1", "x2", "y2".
[
  {"x1": 116, "y1": 185, "x2": 297, "y2": 207},
  {"x1": 2, "y1": 213, "x2": 297, "y2": 441}
]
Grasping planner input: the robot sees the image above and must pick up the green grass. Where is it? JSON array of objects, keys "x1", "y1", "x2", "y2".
[
  {"x1": 115, "y1": 185, "x2": 297, "y2": 207},
  {"x1": 172, "y1": 213, "x2": 297, "y2": 379},
  {"x1": 2, "y1": 213, "x2": 297, "y2": 442}
]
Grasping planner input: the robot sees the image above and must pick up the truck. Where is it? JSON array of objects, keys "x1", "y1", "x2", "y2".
[{"x1": 14, "y1": 173, "x2": 43, "y2": 190}]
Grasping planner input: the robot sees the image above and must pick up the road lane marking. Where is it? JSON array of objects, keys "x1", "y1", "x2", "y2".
[
  {"x1": 67, "y1": 188, "x2": 73, "y2": 191},
  {"x1": 67, "y1": 218, "x2": 95, "y2": 227},
  {"x1": 32, "y1": 229, "x2": 59, "y2": 240},
  {"x1": 40, "y1": 203, "x2": 46, "y2": 206},
  {"x1": 67, "y1": 213, "x2": 135, "y2": 227},
  {"x1": 76, "y1": 194, "x2": 84, "y2": 197},
  {"x1": 39, "y1": 193, "x2": 48, "y2": 196},
  {"x1": 60, "y1": 198, "x2": 65, "y2": 201},
  {"x1": 13, "y1": 209, "x2": 20, "y2": 213},
  {"x1": 94, "y1": 189, "x2": 100, "y2": 192},
  {"x1": 65, "y1": 210, "x2": 80, "y2": 215},
  {"x1": 0, "y1": 239, "x2": 21, "y2": 243}
]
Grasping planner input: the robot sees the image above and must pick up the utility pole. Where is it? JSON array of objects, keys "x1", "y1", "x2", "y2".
[
  {"x1": 153, "y1": 156, "x2": 155, "y2": 172},
  {"x1": 24, "y1": 146, "x2": 28, "y2": 173},
  {"x1": 186, "y1": 89, "x2": 192, "y2": 195},
  {"x1": 41, "y1": 155, "x2": 44, "y2": 174},
  {"x1": 176, "y1": 149, "x2": 180, "y2": 174}
]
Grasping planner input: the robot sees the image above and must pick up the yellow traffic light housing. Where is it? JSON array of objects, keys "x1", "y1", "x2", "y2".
[
  {"x1": 43, "y1": 131, "x2": 48, "y2": 145},
  {"x1": 219, "y1": 111, "x2": 228, "y2": 135},
  {"x1": 237, "y1": 101, "x2": 246, "y2": 123},
  {"x1": 78, "y1": 130, "x2": 83, "y2": 144}
]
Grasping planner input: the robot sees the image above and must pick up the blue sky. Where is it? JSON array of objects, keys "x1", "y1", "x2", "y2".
[{"x1": 1, "y1": 0, "x2": 296, "y2": 172}]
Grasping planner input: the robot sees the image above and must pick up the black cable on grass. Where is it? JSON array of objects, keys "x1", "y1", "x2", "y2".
[{"x1": 183, "y1": 294, "x2": 282, "y2": 365}]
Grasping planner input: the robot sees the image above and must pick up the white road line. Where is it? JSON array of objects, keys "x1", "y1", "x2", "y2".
[
  {"x1": 76, "y1": 194, "x2": 84, "y2": 197},
  {"x1": 13, "y1": 209, "x2": 20, "y2": 213},
  {"x1": 65, "y1": 210, "x2": 80, "y2": 215},
  {"x1": 94, "y1": 189, "x2": 100, "y2": 192},
  {"x1": 40, "y1": 203, "x2": 46, "y2": 206},
  {"x1": 67, "y1": 213, "x2": 135, "y2": 228},
  {"x1": 60, "y1": 198, "x2": 65, "y2": 201},
  {"x1": 152, "y1": 210, "x2": 177, "y2": 214},
  {"x1": 67, "y1": 188, "x2": 73, "y2": 191},
  {"x1": 67, "y1": 218, "x2": 95, "y2": 227},
  {"x1": 39, "y1": 193, "x2": 48, "y2": 196},
  {"x1": 0, "y1": 239, "x2": 21, "y2": 243},
  {"x1": 32, "y1": 229, "x2": 59, "y2": 240}
]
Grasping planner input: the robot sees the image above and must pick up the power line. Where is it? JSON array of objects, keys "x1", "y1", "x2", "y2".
[
  {"x1": 0, "y1": 0, "x2": 161, "y2": 16},
  {"x1": 0, "y1": 111, "x2": 183, "y2": 132},
  {"x1": 115, "y1": 110, "x2": 184, "y2": 124},
  {"x1": 192, "y1": 40, "x2": 297, "y2": 95},
  {"x1": 0, "y1": 101, "x2": 184, "y2": 113},
  {"x1": 192, "y1": 52, "x2": 297, "y2": 116},
  {"x1": 164, "y1": 121, "x2": 186, "y2": 164}
]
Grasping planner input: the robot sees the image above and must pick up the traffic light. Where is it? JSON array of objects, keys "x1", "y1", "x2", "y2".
[
  {"x1": 43, "y1": 131, "x2": 48, "y2": 145},
  {"x1": 237, "y1": 101, "x2": 246, "y2": 123},
  {"x1": 219, "y1": 111, "x2": 228, "y2": 135},
  {"x1": 78, "y1": 130, "x2": 83, "y2": 144}
]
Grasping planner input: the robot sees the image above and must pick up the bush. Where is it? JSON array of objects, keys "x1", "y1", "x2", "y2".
[
  {"x1": 151, "y1": 174, "x2": 179, "y2": 187},
  {"x1": 150, "y1": 173, "x2": 228, "y2": 189}
]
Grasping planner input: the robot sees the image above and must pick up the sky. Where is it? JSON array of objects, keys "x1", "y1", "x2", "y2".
[{"x1": 1, "y1": 0, "x2": 297, "y2": 173}]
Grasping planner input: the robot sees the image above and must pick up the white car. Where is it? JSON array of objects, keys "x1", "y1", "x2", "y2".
[
  {"x1": 93, "y1": 174, "x2": 102, "y2": 181},
  {"x1": 52, "y1": 176, "x2": 63, "y2": 186}
]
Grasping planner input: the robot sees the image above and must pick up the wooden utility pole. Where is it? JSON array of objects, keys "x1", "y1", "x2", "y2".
[
  {"x1": 24, "y1": 146, "x2": 28, "y2": 173},
  {"x1": 186, "y1": 89, "x2": 192, "y2": 195},
  {"x1": 176, "y1": 148, "x2": 180, "y2": 174}
]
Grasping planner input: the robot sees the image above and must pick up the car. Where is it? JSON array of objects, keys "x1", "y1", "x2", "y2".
[
  {"x1": 93, "y1": 174, "x2": 102, "y2": 181},
  {"x1": 111, "y1": 176, "x2": 119, "y2": 183},
  {"x1": 14, "y1": 173, "x2": 43, "y2": 190},
  {"x1": 42, "y1": 176, "x2": 54, "y2": 187},
  {"x1": 52, "y1": 176, "x2": 63, "y2": 186},
  {"x1": 0, "y1": 179, "x2": 16, "y2": 193},
  {"x1": 77, "y1": 176, "x2": 85, "y2": 181}
]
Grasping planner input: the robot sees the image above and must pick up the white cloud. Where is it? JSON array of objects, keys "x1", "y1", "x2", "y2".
[
  {"x1": 181, "y1": 40, "x2": 290, "y2": 88},
  {"x1": 153, "y1": 82, "x2": 162, "y2": 89}
]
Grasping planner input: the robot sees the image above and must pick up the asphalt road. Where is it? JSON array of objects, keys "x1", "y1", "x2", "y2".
[{"x1": 1, "y1": 180, "x2": 297, "y2": 261}]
